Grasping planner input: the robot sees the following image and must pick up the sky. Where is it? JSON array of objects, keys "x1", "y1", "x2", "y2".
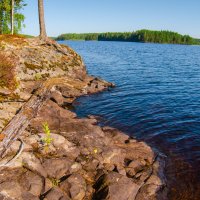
[{"x1": 22, "y1": 0, "x2": 200, "y2": 38}]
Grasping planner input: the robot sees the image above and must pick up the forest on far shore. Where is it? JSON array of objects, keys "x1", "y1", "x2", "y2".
[{"x1": 56, "y1": 30, "x2": 200, "y2": 45}]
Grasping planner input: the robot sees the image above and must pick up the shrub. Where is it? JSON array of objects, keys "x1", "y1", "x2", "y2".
[
  {"x1": 0, "y1": 34, "x2": 27, "y2": 46},
  {"x1": 0, "y1": 52, "x2": 18, "y2": 90}
]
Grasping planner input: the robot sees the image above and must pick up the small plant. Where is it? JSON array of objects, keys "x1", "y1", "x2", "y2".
[
  {"x1": 93, "y1": 148, "x2": 98, "y2": 154},
  {"x1": 34, "y1": 73, "x2": 42, "y2": 81},
  {"x1": 50, "y1": 178, "x2": 60, "y2": 187},
  {"x1": 42, "y1": 122, "x2": 53, "y2": 151}
]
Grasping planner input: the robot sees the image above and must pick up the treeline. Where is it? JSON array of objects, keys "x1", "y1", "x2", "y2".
[
  {"x1": 56, "y1": 33, "x2": 99, "y2": 41},
  {"x1": 56, "y1": 30, "x2": 199, "y2": 45}
]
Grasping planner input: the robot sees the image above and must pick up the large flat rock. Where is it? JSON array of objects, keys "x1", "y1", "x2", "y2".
[{"x1": 0, "y1": 37, "x2": 167, "y2": 200}]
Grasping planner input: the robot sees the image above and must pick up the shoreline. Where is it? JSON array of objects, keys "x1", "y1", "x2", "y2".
[
  {"x1": 58, "y1": 39, "x2": 200, "y2": 46},
  {"x1": 0, "y1": 36, "x2": 167, "y2": 199},
  {"x1": 0, "y1": 77, "x2": 167, "y2": 200}
]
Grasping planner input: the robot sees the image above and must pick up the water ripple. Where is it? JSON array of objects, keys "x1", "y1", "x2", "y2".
[{"x1": 59, "y1": 41, "x2": 200, "y2": 200}]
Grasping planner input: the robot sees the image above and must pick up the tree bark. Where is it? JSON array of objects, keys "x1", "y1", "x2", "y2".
[
  {"x1": 0, "y1": 82, "x2": 53, "y2": 158},
  {"x1": 10, "y1": 0, "x2": 14, "y2": 34},
  {"x1": 0, "y1": 0, "x2": 4, "y2": 34},
  {"x1": 38, "y1": 0, "x2": 47, "y2": 39},
  {"x1": 0, "y1": 11, "x2": 3, "y2": 34}
]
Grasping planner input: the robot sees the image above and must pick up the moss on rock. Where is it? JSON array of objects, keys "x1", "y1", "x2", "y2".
[{"x1": 0, "y1": 37, "x2": 86, "y2": 103}]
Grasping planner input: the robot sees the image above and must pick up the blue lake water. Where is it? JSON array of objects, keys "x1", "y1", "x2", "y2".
[{"x1": 59, "y1": 41, "x2": 200, "y2": 199}]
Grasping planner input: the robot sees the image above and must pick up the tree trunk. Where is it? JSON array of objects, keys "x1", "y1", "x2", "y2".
[
  {"x1": 38, "y1": 0, "x2": 47, "y2": 39},
  {"x1": 0, "y1": 0, "x2": 3, "y2": 34},
  {"x1": 0, "y1": 10, "x2": 3, "y2": 34},
  {"x1": 0, "y1": 80, "x2": 54, "y2": 158},
  {"x1": 10, "y1": 0, "x2": 14, "y2": 34}
]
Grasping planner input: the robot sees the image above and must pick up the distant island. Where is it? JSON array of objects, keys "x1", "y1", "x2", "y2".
[{"x1": 56, "y1": 29, "x2": 200, "y2": 45}]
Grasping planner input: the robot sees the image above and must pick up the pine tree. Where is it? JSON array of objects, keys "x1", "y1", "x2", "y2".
[
  {"x1": 38, "y1": 0, "x2": 47, "y2": 39},
  {"x1": 10, "y1": 0, "x2": 14, "y2": 34}
]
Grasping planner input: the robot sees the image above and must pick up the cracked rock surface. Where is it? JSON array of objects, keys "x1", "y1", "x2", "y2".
[
  {"x1": 0, "y1": 36, "x2": 167, "y2": 200},
  {"x1": 0, "y1": 100, "x2": 167, "y2": 200}
]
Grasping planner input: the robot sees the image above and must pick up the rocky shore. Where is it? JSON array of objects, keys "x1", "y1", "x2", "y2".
[{"x1": 0, "y1": 35, "x2": 167, "y2": 200}]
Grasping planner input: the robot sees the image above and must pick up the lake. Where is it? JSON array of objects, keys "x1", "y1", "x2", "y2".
[{"x1": 59, "y1": 40, "x2": 200, "y2": 200}]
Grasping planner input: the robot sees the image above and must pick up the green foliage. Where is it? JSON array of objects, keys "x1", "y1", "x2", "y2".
[
  {"x1": 50, "y1": 178, "x2": 60, "y2": 187},
  {"x1": 34, "y1": 73, "x2": 42, "y2": 81},
  {"x1": 56, "y1": 30, "x2": 199, "y2": 45},
  {"x1": 194, "y1": 38, "x2": 200, "y2": 44},
  {"x1": 98, "y1": 32, "x2": 132, "y2": 42},
  {"x1": 56, "y1": 33, "x2": 99, "y2": 41},
  {"x1": 131, "y1": 29, "x2": 197, "y2": 45},
  {"x1": 42, "y1": 122, "x2": 53, "y2": 151},
  {"x1": 0, "y1": 0, "x2": 26, "y2": 34},
  {"x1": 85, "y1": 33, "x2": 98, "y2": 41}
]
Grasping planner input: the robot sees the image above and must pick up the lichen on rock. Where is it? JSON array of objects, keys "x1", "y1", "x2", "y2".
[{"x1": 0, "y1": 36, "x2": 167, "y2": 200}]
